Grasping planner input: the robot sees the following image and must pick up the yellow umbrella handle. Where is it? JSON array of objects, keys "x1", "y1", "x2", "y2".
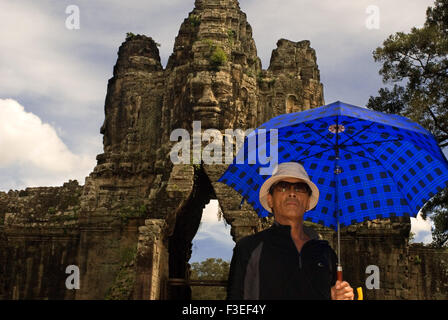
[{"x1": 356, "y1": 287, "x2": 363, "y2": 300}]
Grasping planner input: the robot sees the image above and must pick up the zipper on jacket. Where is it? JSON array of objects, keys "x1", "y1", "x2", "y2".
[{"x1": 297, "y1": 240, "x2": 314, "y2": 270}]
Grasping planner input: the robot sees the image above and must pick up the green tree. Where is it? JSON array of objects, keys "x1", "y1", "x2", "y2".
[
  {"x1": 190, "y1": 258, "x2": 230, "y2": 300},
  {"x1": 367, "y1": 0, "x2": 448, "y2": 247},
  {"x1": 409, "y1": 231, "x2": 415, "y2": 242}
]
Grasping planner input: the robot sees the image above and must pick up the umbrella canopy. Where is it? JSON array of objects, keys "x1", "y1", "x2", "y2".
[{"x1": 219, "y1": 101, "x2": 448, "y2": 230}]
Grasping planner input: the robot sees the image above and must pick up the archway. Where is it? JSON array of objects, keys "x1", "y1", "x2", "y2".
[
  {"x1": 134, "y1": 164, "x2": 263, "y2": 300},
  {"x1": 166, "y1": 165, "x2": 233, "y2": 300}
]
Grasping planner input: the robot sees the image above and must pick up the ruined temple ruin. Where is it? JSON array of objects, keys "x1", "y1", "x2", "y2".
[{"x1": 0, "y1": 0, "x2": 447, "y2": 300}]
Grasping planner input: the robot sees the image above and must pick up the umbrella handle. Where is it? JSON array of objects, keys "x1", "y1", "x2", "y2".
[
  {"x1": 356, "y1": 287, "x2": 363, "y2": 300},
  {"x1": 337, "y1": 265, "x2": 343, "y2": 282}
]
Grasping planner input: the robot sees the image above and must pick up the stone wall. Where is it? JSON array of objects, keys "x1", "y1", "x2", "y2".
[
  {"x1": 333, "y1": 217, "x2": 412, "y2": 300},
  {"x1": 407, "y1": 244, "x2": 448, "y2": 299},
  {"x1": 311, "y1": 217, "x2": 448, "y2": 300},
  {"x1": 0, "y1": 181, "x2": 81, "y2": 299}
]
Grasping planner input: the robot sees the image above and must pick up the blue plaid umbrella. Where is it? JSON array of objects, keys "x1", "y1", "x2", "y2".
[{"x1": 219, "y1": 101, "x2": 448, "y2": 272}]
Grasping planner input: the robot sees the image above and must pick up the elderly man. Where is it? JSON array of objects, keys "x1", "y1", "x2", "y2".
[{"x1": 227, "y1": 162, "x2": 354, "y2": 300}]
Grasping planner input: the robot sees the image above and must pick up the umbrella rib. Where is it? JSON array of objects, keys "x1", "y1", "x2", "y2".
[
  {"x1": 349, "y1": 128, "x2": 418, "y2": 150},
  {"x1": 342, "y1": 138, "x2": 403, "y2": 147},
  {"x1": 304, "y1": 123, "x2": 336, "y2": 147},
  {"x1": 296, "y1": 147, "x2": 335, "y2": 162},
  {"x1": 290, "y1": 133, "x2": 331, "y2": 162},
  {"x1": 339, "y1": 122, "x2": 376, "y2": 147},
  {"x1": 274, "y1": 126, "x2": 332, "y2": 161},
  {"x1": 342, "y1": 132, "x2": 388, "y2": 163}
]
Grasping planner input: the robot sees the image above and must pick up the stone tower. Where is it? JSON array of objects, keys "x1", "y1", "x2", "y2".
[
  {"x1": 1, "y1": 0, "x2": 447, "y2": 300},
  {"x1": 90, "y1": 0, "x2": 324, "y2": 299}
]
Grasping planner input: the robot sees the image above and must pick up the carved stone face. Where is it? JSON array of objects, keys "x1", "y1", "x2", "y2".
[{"x1": 189, "y1": 70, "x2": 234, "y2": 129}]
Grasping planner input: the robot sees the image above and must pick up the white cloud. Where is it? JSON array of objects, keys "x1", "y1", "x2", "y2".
[
  {"x1": 190, "y1": 200, "x2": 235, "y2": 262},
  {"x1": 0, "y1": 0, "x2": 196, "y2": 118},
  {"x1": 410, "y1": 212, "x2": 433, "y2": 244},
  {"x1": 0, "y1": 1, "x2": 106, "y2": 118},
  {"x1": 194, "y1": 200, "x2": 233, "y2": 244},
  {"x1": 0, "y1": 98, "x2": 95, "y2": 190}
]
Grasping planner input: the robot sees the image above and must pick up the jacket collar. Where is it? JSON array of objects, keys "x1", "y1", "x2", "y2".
[{"x1": 272, "y1": 220, "x2": 320, "y2": 240}]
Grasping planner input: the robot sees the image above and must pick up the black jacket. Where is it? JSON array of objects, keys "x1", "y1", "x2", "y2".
[{"x1": 227, "y1": 221, "x2": 337, "y2": 300}]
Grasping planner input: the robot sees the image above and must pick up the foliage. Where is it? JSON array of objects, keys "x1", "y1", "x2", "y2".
[
  {"x1": 414, "y1": 255, "x2": 422, "y2": 265},
  {"x1": 190, "y1": 258, "x2": 230, "y2": 300},
  {"x1": 367, "y1": 0, "x2": 448, "y2": 247},
  {"x1": 201, "y1": 39, "x2": 228, "y2": 70},
  {"x1": 189, "y1": 14, "x2": 201, "y2": 27},
  {"x1": 120, "y1": 245, "x2": 138, "y2": 265},
  {"x1": 244, "y1": 69, "x2": 254, "y2": 78},
  {"x1": 105, "y1": 245, "x2": 137, "y2": 300},
  {"x1": 126, "y1": 32, "x2": 136, "y2": 40},
  {"x1": 202, "y1": 38, "x2": 214, "y2": 48},
  {"x1": 18, "y1": 190, "x2": 28, "y2": 197},
  {"x1": 190, "y1": 258, "x2": 229, "y2": 281},
  {"x1": 210, "y1": 46, "x2": 228, "y2": 69},
  {"x1": 119, "y1": 204, "x2": 147, "y2": 224},
  {"x1": 432, "y1": 210, "x2": 448, "y2": 247},
  {"x1": 50, "y1": 212, "x2": 79, "y2": 222},
  {"x1": 216, "y1": 204, "x2": 228, "y2": 227},
  {"x1": 227, "y1": 29, "x2": 236, "y2": 46},
  {"x1": 256, "y1": 71, "x2": 264, "y2": 86}
]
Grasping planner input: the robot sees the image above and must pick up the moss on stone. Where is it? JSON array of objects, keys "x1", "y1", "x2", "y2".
[
  {"x1": 189, "y1": 14, "x2": 201, "y2": 27},
  {"x1": 119, "y1": 204, "x2": 147, "y2": 224},
  {"x1": 210, "y1": 46, "x2": 227, "y2": 68},
  {"x1": 104, "y1": 245, "x2": 137, "y2": 300}
]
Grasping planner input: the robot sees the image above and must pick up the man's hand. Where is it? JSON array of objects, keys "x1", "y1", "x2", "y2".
[{"x1": 331, "y1": 280, "x2": 354, "y2": 300}]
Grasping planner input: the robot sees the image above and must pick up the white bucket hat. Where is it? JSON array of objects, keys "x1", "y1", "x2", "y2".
[{"x1": 259, "y1": 162, "x2": 319, "y2": 213}]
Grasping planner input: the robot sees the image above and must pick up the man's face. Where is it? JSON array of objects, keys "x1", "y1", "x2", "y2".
[{"x1": 267, "y1": 178, "x2": 311, "y2": 222}]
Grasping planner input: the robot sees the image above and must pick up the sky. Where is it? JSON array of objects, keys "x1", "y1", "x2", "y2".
[
  {"x1": 0, "y1": 0, "x2": 438, "y2": 257},
  {"x1": 190, "y1": 200, "x2": 233, "y2": 263}
]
